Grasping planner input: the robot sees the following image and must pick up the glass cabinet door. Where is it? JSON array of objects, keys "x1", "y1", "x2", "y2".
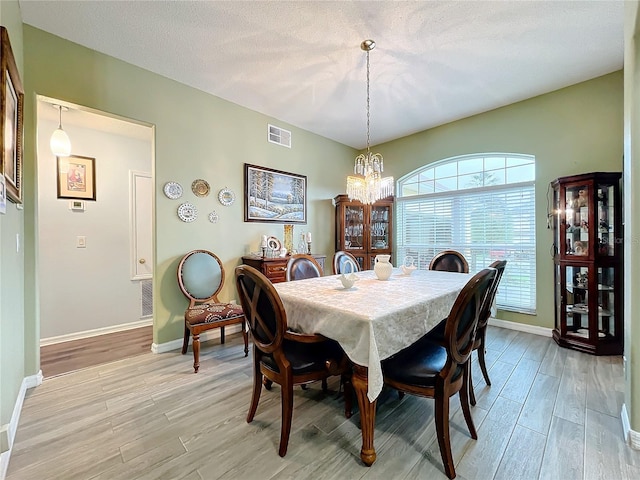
[
  {"x1": 564, "y1": 183, "x2": 590, "y2": 258},
  {"x1": 370, "y1": 205, "x2": 391, "y2": 250},
  {"x1": 344, "y1": 205, "x2": 365, "y2": 250},
  {"x1": 597, "y1": 267, "x2": 616, "y2": 338},
  {"x1": 564, "y1": 264, "x2": 590, "y2": 339},
  {"x1": 596, "y1": 183, "x2": 615, "y2": 257}
]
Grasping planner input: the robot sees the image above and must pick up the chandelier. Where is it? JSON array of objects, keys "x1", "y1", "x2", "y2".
[{"x1": 346, "y1": 39, "x2": 393, "y2": 204}]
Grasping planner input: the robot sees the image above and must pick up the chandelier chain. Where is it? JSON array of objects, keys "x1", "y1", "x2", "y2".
[{"x1": 366, "y1": 49, "x2": 371, "y2": 154}]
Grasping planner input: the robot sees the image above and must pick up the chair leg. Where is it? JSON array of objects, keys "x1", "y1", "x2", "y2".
[
  {"x1": 247, "y1": 353, "x2": 263, "y2": 423},
  {"x1": 220, "y1": 326, "x2": 226, "y2": 344},
  {"x1": 478, "y1": 333, "x2": 491, "y2": 386},
  {"x1": 192, "y1": 334, "x2": 201, "y2": 373},
  {"x1": 469, "y1": 366, "x2": 477, "y2": 407},
  {"x1": 242, "y1": 320, "x2": 249, "y2": 357},
  {"x1": 321, "y1": 378, "x2": 328, "y2": 392},
  {"x1": 460, "y1": 364, "x2": 478, "y2": 439},
  {"x1": 279, "y1": 372, "x2": 294, "y2": 457},
  {"x1": 435, "y1": 394, "x2": 456, "y2": 479},
  {"x1": 181, "y1": 324, "x2": 190, "y2": 354}
]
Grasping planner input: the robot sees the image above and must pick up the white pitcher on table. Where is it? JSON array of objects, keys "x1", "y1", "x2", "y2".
[{"x1": 374, "y1": 254, "x2": 393, "y2": 280}]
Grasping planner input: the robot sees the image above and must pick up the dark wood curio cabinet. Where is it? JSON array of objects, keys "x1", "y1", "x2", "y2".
[
  {"x1": 551, "y1": 172, "x2": 623, "y2": 355},
  {"x1": 334, "y1": 194, "x2": 394, "y2": 270}
]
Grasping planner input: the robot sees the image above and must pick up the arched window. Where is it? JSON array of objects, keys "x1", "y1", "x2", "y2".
[{"x1": 397, "y1": 153, "x2": 536, "y2": 314}]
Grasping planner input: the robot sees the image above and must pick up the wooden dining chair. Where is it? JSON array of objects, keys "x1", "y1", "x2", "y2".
[
  {"x1": 285, "y1": 253, "x2": 323, "y2": 281},
  {"x1": 234, "y1": 264, "x2": 352, "y2": 457},
  {"x1": 332, "y1": 250, "x2": 361, "y2": 275},
  {"x1": 381, "y1": 267, "x2": 497, "y2": 479},
  {"x1": 429, "y1": 250, "x2": 469, "y2": 273},
  {"x1": 468, "y1": 259, "x2": 507, "y2": 405},
  {"x1": 429, "y1": 259, "x2": 508, "y2": 406},
  {"x1": 177, "y1": 250, "x2": 248, "y2": 373}
]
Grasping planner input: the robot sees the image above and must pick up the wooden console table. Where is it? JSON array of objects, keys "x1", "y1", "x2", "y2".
[{"x1": 241, "y1": 254, "x2": 326, "y2": 283}]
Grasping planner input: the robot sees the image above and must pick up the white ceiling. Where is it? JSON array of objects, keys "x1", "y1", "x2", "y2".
[{"x1": 20, "y1": 1, "x2": 624, "y2": 149}]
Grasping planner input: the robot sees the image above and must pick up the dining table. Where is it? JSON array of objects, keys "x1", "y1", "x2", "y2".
[{"x1": 273, "y1": 267, "x2": 473, "y2": 466}]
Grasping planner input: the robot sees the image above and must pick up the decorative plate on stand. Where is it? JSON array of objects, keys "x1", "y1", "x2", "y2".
[
  {"x1": 218, "y1": 187, "x2": 236, "y2": 206},
  {"x1": 163, "y1": 181, "x2": 183, "y2": 199},
  {"x1": 177, "y1": 202, "x2": 197, "y2": 222},
  {"x1": 267, "y1": 236, "x2": 281, "y2": 251},
  {"x1": 191, "y1": 179, "x2": 210, "y2": 197}
]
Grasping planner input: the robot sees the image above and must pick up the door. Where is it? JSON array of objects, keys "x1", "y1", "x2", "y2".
[{"x1": 131, "y1": 170, "x2": 152, "y2": 279}]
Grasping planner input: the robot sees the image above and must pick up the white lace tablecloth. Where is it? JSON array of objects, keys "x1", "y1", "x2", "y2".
[{"x1": 273, "y1": 268, "x2": 473, "y2": 401}]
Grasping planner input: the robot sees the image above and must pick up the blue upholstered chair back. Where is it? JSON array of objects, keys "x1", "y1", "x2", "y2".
[{"x1": 179, "y1": 250, "x2": 224, "y2": 302}]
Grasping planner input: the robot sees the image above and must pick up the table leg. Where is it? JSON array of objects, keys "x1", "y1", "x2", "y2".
[{"x1": 352, "y1": 364, "x2": 377, "y2": 466}]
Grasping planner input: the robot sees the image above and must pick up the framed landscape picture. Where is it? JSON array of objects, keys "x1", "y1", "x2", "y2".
[
  {"x1": 0, "y1": 27, "x2": 24, "y2": 204},
  {"x1": 244, "y1": 163, "x2": 306, "y2": 223},
  {"x1": 57, "y1": 155, "x2": 96, "y2": 200}
]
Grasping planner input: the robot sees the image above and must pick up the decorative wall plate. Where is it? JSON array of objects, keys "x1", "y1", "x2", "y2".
[
  {"x1": 191, "y1": 179, "x2": 210, "y2": 197},
  {"x1": 163, "y1": 181, "x2": 183, "y2": 199},
  {"x1": 218, "y1": 187, "x2": 235, "y2": 206},
  {"x1": 208, "y1": 211, "x2": 219, "y2": 223},
  {"x1": 177, "y1": 202, "x2": 197, "y2": 222}
]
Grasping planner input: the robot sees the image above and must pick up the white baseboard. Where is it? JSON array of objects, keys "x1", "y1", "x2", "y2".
[
  {"x1": 0, "y1": 370, "x2": 43, "y2": 480},
  {"x1": 488, "y1": 317, "x2": 553, "y2": 337},
  {"x1": 40, "y1": 319, "x2": 153, "y2": 346},
  {"x1": 151, "y1": 323, "x2": 243, "y2": 354},
  {"x1": 622, "y1": 404, "x2": 640, "y2": 449}
]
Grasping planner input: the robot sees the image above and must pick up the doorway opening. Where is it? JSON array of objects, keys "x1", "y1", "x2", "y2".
[{"x1": 35, "y1": 96, "x2": 155, "y2": 377}]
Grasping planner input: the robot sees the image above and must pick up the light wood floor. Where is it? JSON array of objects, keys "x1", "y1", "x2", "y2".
[
  {"x1": 7, "y1": 326, "x2": 640, "y2": 479},
  {"x1": 40, "y1": 326, "x2": 153, "y2": 378}
]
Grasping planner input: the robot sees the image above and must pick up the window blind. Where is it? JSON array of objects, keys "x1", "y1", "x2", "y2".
[{"x1": 397, "y1": 183, "x2": 536, "y2": 314}]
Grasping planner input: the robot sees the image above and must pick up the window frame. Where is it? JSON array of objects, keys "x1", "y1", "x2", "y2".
[{"x1": 396, "y1": 153, "x2": 536, "y2": 315}]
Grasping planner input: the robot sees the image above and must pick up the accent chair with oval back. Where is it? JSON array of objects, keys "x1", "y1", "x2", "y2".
[{"x1": 178, "y1": 250, "x2": 248, "y2": 373}]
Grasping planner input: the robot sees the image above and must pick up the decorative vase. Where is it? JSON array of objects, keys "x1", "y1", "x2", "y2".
[
  {"x1": 297, "y1": 234, "x2": 307, "y2": 255},
  {"x1": 283, "y1": 224, "x2": 293, "y2": 254},
  {"x1": 374, "y1": 254, "x2": 393, "y2": 280}
]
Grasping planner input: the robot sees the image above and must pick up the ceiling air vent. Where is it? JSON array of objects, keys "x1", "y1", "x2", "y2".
[{"x1": 268, "y1": 124, "x2": 291, "y2": 148}]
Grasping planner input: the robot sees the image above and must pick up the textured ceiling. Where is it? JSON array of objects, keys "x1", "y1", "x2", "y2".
[{"x1": 20, "y1": 1, "x2": 624, "y2": 149}]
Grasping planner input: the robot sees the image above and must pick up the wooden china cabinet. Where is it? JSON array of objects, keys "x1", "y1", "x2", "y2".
[
  {"x1": 551, "y1": 172, "x2": 623, "y2": 355},
  {"x1": 334, "y1": 194, "x2": 394, "y2": 270}
]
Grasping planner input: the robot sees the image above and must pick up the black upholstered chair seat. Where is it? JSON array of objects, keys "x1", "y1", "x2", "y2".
[
  {"x1": 261, "y1": 339, "x2": 345, "y2": 376},
  {"x1": 382, "y1": 337, "x2": 462, "y2": 387}
]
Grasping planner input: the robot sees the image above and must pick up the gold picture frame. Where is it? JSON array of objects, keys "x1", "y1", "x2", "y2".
[
  {"x1": 57, "y1": 155, "x2": 97, "y2": 201},
  {"x1": 0, "y1": 27, "x2": 24, "y2": 204},
  {"x1": 244, "y1": 163, "x2": 307, "y2": 224}
]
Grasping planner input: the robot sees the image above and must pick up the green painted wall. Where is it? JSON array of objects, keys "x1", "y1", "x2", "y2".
[
  {"x1": 0, "y1": 0, "x2": 25, "y2": 451},
  {"x1": 377, "y1": 71, "x2": 623, "y2": 329},
  {"x1": 22, "y1": 26, "x2": 355, "y2": 349}
]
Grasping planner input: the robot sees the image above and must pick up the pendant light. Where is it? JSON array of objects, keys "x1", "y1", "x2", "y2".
[
  {"x1": 346, "y1": 39, "x2": 393, "y2": 204},
  {"x1": 50, "y1": 104, "x2": 71, "y2": 157}
]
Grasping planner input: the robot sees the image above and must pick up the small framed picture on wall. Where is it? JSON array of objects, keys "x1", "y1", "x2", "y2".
[{"x1": 57, "y1": 155, "x2": 97, "y2": 201}]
